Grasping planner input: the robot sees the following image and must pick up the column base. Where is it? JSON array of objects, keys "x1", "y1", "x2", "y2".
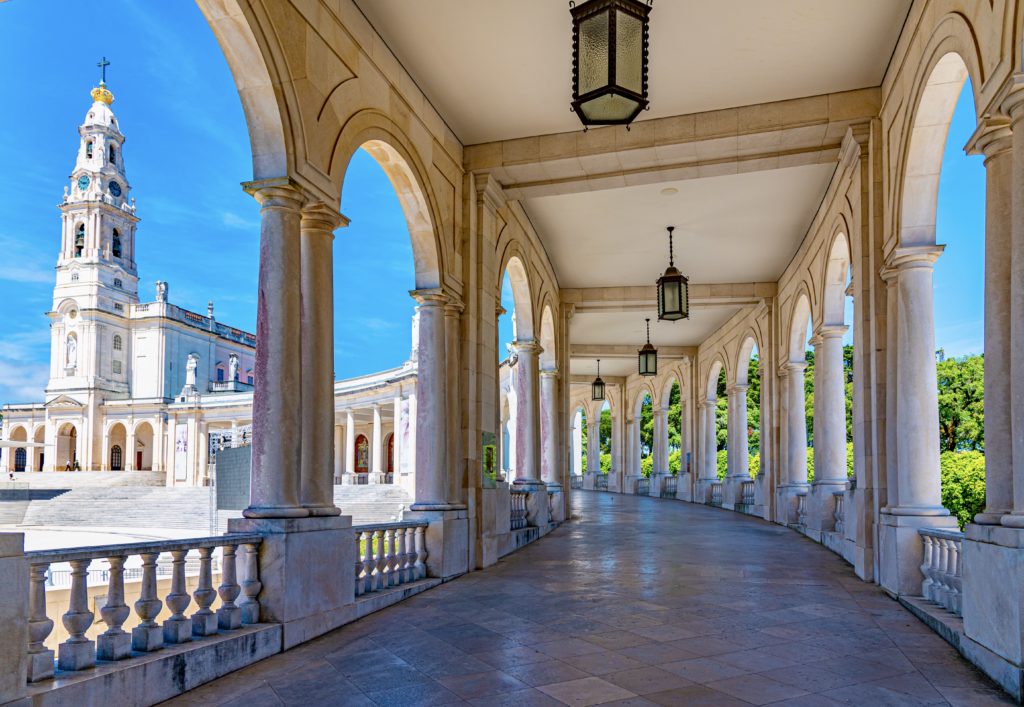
[
  {"x1": 546, "y1": 483, "x2": 565, "y2": 523},
  {"x1": 132, "y1": 624, "x2": 164, "y2": 652},
  {"x1": 695, "y1": 478, "x2": 719, "y2": 505},
  {"x1": 242, "y1": 505, "x2": 310, "y2": 519},
  {"x1": 878, "y1": 510, "x2": 958, "y2": 596},
  {"x1": 404, "y1": 507, "x2": 469, "y2": 579},
  {"x1": 649, "y1": 472, "x2": 669, "y2": 497},
  {"x1": 27, "y1": 650, "x2": 54, "y2": 682},
  {"x1": 58, "y1": 640, "x2": 95, "y2": 671},
  {"x1": 675, "y1": 472, "x2": 693, "y2": 502},
  {"x1": 228, "y1": 514, "x2": 354, "y2": 650},
  {"x1": 805, "y1": 480, "x2": 847, "y2": 532},
  {"x1": 191, "y1": 611, "x2": 218, "y2": 637},
  {"x1": 163, "y1": 618, "x2": 193, "y2": 644},
  {"x1": 774, "y1": 483, "x2": 810, "y2": 524},
  {"x1": 218, "y1": 605, "x2": 242, "y2": 631},
  {"x1": 96, "y1": 631, "x2": 131, "y2": 661},
  {"x1": 513, "y1": 479, "x2": 550, "y2": 528},
  {"x1": 303, "y1": 504, "x2": 342, "y2": 517}
]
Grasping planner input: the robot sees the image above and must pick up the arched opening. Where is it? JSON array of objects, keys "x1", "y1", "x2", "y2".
[
  {"x1": 56, "y1": 423, "x2": 78, "y2": 471},
  {"x1": 355, "y1": 434, "x2": 369, "y2": 475},
  {"x1": 572, "y1": 406, "x2": 587, "y2": 477},
  {"x1": 538, "y1": 305, "x2": 558, "y2": 485},
  {"x1": 736, "y1": 338, "x2": 761, "y2": 481},
  {"x1": 112, "y1": 229, "x2": 122, "y2": 259},
  {"x1": 74, "y1": 224, "x2": 84, "y2": 257},
  {"x1": 134, "y1": 422, "x2": 154, "y2": 471},
  {"x1": 816, "y1": 234, "x2": 854, "y2": 487},
  {"x1": 666, "y1": 380, "x2": 682, "y2": 474},
  {"x1": 598, "y1": 400, "x2": 612, "y2": 475},
  {"x1": 33, "y1": 426, "x2": 45, "y2": 471},
  {"x1": 637, "y1": 393, "x2": 653, "y2": 477},
  {"x1": 386, "y1": 433, "x2": 395, "y2": 474},
  {"x1": 715, "y1": 367, "x2": 728, "y2": 480},
  {"x1": 7, "y1": 426, "x2": 27, "y2": 473},
  {"x1": 108, "y1": 423, "x2": 127, "y2": 471}
]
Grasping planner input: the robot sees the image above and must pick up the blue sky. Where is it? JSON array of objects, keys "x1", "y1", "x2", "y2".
[{"x1": 0, "y1": 2, "x2": 984, "y2": 405}]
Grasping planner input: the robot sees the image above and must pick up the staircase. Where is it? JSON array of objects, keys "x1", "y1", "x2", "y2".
[{"x1": 334, "y1": 485, "x2": 411, "y2": 524}]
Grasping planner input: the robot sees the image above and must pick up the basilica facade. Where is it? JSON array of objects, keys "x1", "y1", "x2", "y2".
[{"x1": 0, "y1": 83, "x2": 415, "y2": 489}]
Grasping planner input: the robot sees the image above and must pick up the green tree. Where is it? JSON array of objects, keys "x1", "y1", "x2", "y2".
[
  {"x1": 746, "y1": 355, "x2": 761, "y2": 454},
  {"x1": 940, "y1": 451, "x2": 986, "y2": 529},
  {"x1": 936, "y1": 354, "x2": 984, "y2": 452},
  {"x1": 716, "y1": 368, "x2": 728, "y2": 450},
  {"x1": 599, "y1": 406, "x2": 612, "y2": 456}
]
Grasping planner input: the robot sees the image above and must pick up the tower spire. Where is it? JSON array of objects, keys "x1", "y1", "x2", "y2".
[{"x1": 91, "y1": 57, "x2": 114, "y2": 105}]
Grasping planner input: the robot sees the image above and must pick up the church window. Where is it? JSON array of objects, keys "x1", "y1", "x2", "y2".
[
  {"x1": 112, "y1": 230, "x2": 122, "y2": 258},
  {"x1": 113, "y1": 278, "x2": 122, "y2": 289},
  {"x1": 14, "y1": 448, "x2": 26, "y2": 472},
  {"x1": 74, "y1": 224, "x2": 85, "y2": 257},
  {"x1": 109, "y1": 144, "x2": 116, "y2": 165},
  {"x1": 113, "y1": 335, "x2": 122, "y2": 351},
  {"x1": 86, "y1": 141, "x2": 93, "y2": 158},
  {"x1": 112, "y1": 360, "x2": 122, "y2": 375}
]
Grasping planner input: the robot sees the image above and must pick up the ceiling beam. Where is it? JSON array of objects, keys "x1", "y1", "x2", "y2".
[
  {"x1": 569, "y1": 375, "x2": 629, "y2": 386},
  {"x1": 464, "y1": 88, "x2": 878, "y2": 199},
  {"x1": 562, "y1": 283, "x2": 775, "y2": 314},
  {"x1": 570, "y1": 344, "x2": 696, "y2": 360}
]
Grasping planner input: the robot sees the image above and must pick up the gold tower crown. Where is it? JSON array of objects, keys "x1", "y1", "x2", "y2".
[{"x1": 90, "y1": 83, "x2": 114, "y2": 105}]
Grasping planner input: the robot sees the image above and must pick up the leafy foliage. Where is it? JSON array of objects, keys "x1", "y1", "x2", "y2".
[
  {"x1": 936, "y1": 353, "x2": 984, "y2": 452},
  {"x1": 940, "y1": 451, "x2": 986, "y2": 529}
]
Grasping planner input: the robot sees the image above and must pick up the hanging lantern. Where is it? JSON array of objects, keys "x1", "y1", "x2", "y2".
[
  {"x1": 638, "y1": 318, "x2": 657, "y2": 376},
  {"x1": 656, "y1": 226, "x2": 689, "y2": 321},
  {"x1": 570, "y1": 0, "x2": 652, "y2": 127},
  {"x1": 591, "y1": 359, "x2": 606, "y2": 401}
]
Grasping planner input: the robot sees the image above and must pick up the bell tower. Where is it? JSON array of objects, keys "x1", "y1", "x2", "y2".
[{"x1": 47, "y1": 60, "x2": 140, "y2": 401}]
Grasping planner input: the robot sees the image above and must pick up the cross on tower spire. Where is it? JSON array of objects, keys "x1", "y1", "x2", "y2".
[{"x1": 97, "y1": 57, "x2": 110, "y2": 85}]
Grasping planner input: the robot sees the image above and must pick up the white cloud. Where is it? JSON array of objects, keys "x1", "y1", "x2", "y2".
[
  {"x1": 221, "y1": 211, "x2": 257, "y2": 230},
  {"x1": 0, "y1": 360, "x2": 48, "y2": 405},
  {"x1": 0, "y1": 263, "x2": 53, "y2": 284}
]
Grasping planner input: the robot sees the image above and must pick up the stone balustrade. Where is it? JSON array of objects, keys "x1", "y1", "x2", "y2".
[
  {"x1": 833, "y1": 492, "x2": 845, "y2": 534},
  {"x1": 510, "y1": 489, "x2": 528, "y2": 530},
  {"x1": 710, "y1": 481, "x2": 723, "y2": 506},
  {"x1": 662, "y1": 476, "x2": 678, "y2": 498},
  {"x1": 741, "y1": 480, "x2": 755, "y2": 506},
  {"x1": 635, "y1": 477, "x2": 649, "y2": 495},
  {"x1": 23, "y1": 534, "x2": 262, "y2": 683},
  {"x1": 919, "y1": 528, "x2": 964, "y2": 616},
  {"x1": 353, "y1": 522, "x2": 428, "y2": 597},
  {"x1": 796, "y1": 491, "x2": 808, "y2": 525},
  {"x1": 569, "y1": 475, "x2": 583, "y2": 490},
  {"x1": 595, "y1": 475, "x2": 609, "y2": 491},
  {"x1": 547, "y1": 490, "x2": 556, "y2": 521}
]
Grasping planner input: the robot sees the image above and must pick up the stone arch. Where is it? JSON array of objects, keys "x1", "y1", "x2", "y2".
[
  {"x1": 735, "y1": 331, "x2": 761, "y2": 386},
  {"x1": 538, "y1": 302, "x2": 557, "y2": 371},
  {"x1": 108, "y1": 422, "x2": 127, "y2": 471},
  {"x1": 787, "y1": 292, "x2": 813, "y2": 363},
  {"x1": 822, "y1": 231, "x2": 851, "y2": 328},
  {"x1": 56, "y1": 422, "x2": 78, "y2": 470},
  {"x1": 331, "y1": 116, "x2": 445, "y2": 290},
  {"x1": 898, "y1": 45, "x2": 980, "y2": 249},
  {"x1": 133, "y1": 421, "x2": 155, "y2": 471},
  {"x1": 632, "y1": 384, "x2": 656, "y2": 420},
  {"x1": 657, "y1": 376, "x2": 679, "y2": 412},
  {"x1": 32, "y1": 425, "x2": 45, "y2": 471},
  {"x1": 705, "y1": 358, "x2": 727, "y2": 401},
  {"x1": 498, "y1": 253, "x2": 536, "y2": 341},
  {"x1": 195, "y1": 0, "x2": 289, "y2": 180}
]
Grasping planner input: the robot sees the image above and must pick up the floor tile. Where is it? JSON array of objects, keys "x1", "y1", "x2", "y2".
[
  {"x1": 437, "y1": 670, "x2": 530, "y2": 700},
  {"x1": 536, "y1": 676, "x2": 637, "y2": 707},
  {"x1": 601, "y1": 666, "x2": 694, "y2": 695}
]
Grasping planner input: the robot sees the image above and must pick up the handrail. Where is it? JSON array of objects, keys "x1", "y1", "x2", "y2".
[{"x1": 25, "y1": 533, "x2": 264, "y2": 564}]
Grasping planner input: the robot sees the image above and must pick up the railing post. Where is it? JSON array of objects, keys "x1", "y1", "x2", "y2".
[
  {"x1": 372, "y1": 530, "x2": 385, "y2": 592},
  {"x1": 191, "y1": 546, "x2": 218, "y2": 636},
  {"x1": 132, "y1": 551, "x2": 164, "y2": 652},
  {"x1": 217, "y1": 544, "x2": 242, "y2": 630},
  {"x1": 27, "y1": 563, "x2": 54, "y2": 681},
  {"x1": 394, "y1": 527, "x2": 407, "y2": 586},
  {"x1": 97, "y1": 555, "x2": 131, "y2": 660},
  {"x1": 361, "y1": 531, "x2": 374, "y2": 595},
  {"x1": 385, "y1": 528, "x2": 398, "y2": 588},
  {"x1": 239, "y1": 542, "x2": 262, "y2": 625},
  {"x1": 920, "y1": 534, "x2": 934, "y2": 600},
  {"x1": 164, "y1": 549, "x2": 193, "y2": 643},
  {"x1": 354, "y1": 532, "x2": 365, "y2": 597},
  {"x1": 415, "y1": 525, "x2": 427, "y2": 579},
  {"x1": 58, "y1": 559, "x2": 95, "y2": 670}
]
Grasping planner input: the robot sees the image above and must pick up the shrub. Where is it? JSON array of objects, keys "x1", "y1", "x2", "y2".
[
  {"x1": 640, "y1": 455, "x2": 653, "y2": 477},
  {"x1": 669, "y1": 449, "x2": 681, "y2": 474},
  {"x1": 940, "y1": 451, "x2": 986, "y2": 530},
  {"x1": 716, "y1": 449, "x2": 728, "y2": 480},
  {"x1": 599, "y1": 453, "x2": 611, "y2": 473}
]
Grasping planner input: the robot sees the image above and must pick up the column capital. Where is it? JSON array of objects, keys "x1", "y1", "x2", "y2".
[
  {"x1": 539, "y1": 368, "x2": 560, "y2": 380},
  {"x1": 726, "y1": 384, "x2": 748, "y2": 396},
  {"x1": 241, "y1": 177, "x2": 307, "y2": 209},
  {"x1": 511, "y1": 339, "x2": 543, "y2": 356},
  {"x1": 781, "y1": 360, "x2": 807, "y2": 375},
  {"x1": 410, "y1": 288, "x2": 448, "y2": 306},
  {"x1": 700, "y1": 399, "x2": 716, "y2": 410},
  {"x1": 966, "y1": 116, "x2": 1013, "y2": 160},
  {"x1": 300, "y1": 201, "x2": 349, "y2": 232},
  {"x1": 1001, "y1": 77, "x2": 1024, "y2": 122},
  {"x1": 444, "y1": 298, "x2": 464, "y2": 316},
  {"x1": 815, "y1": 324, "x2": 848, "y2": 340},
  {"x1": 882, "y1": 245, "x2": 945, "y2": 275}
]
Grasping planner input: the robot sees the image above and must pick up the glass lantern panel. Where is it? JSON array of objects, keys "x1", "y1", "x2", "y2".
[
  {"x1": 579, "y1": 93, "x2": 640, "y2": 123},
  {"x1": 615, "y1": 10, "x2": 643, "y2": 94},
  {"x1": 579, "y1": 12, "x2": 610, "y2": 95},
  {"x1": 662, "y1": 281, "x2": 680, "y2": 313}
]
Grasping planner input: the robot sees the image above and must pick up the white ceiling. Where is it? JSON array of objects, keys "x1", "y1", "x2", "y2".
[
  {"x1": 354, "y1": 0, "x2": 910, "y2": 144},
  {"x1": 526, "y1": 164, "x2": 835, "y2": 288}
]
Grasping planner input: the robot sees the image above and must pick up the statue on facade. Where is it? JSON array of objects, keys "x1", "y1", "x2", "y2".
[
  {"x1": 185, "y1": 353, "x2": 198, "y2": 388},
  {"x1": 65, "y1": 336, "x2": 77, "y2": 369},
  {"x1": 228, "y1": 353, "x2": 239, "y2": 382},
  {"x1": 155, "y1": 280, "x2": 168, "y2": 302}
]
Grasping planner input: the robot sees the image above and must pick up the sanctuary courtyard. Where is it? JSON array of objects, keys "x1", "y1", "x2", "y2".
[{"x1": 3, "y1": 1, "x2": 1024, "y2": 705}]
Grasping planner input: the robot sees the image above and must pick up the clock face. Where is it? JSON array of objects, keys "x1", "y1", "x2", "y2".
[
  {"x1": 77, "y1": 175, "x2": 90, "y2": 190},
  {"x1": 108, "y1": 181, "x2": 122, "y2": 197}
]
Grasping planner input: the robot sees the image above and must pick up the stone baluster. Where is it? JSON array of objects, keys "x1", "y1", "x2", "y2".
[
  {"x1": 950, "y1": 539, "x2": 964, "y2": 614},
  {"x1": 372, "y1": 530, "x2": 385, "y2": 592},
  {"x1": 217, "y1": 544, "x2": 242, "y2": 630},
  {"x1": 414, "y1": 526, "x2": 427, "y2": 579},
  {"x1": 385, "y1": 528, "x2": 398, "y2": 587},
  {"x1": 58, "y1": 558, "x2": 95, "y2": 670},
  {"x1": 132, "y1": 551, "x2": 164, "y2": 652},
  {"x1": 394, "y1": 527, "x2": 407, "y2": 585},
  {"x1": 354, "y1": 533, "x2": 365, "y2": 597},
  {"x1": 361, "y1": 531, "x2": 374, "y2": 594},
  {"x1": 946, "y1": 538, "x2": 961, "y2": 614},
  {"x1": 239, "y1": 542, "x2": 262, "y2": 625},
  {"x1": 405, "y1": 527, "x2": 417, "y2": 582},
  {"x1": 935, "y1": 538, "x2": 951, "y2": 607},
  {"x1": 191, "y1": 546, "x2": 218, "y2": 636},
  {"x1": 164, "y1": 550, "x2": 192, "y2": 643},
  {"x1": 26, "y1": 563, "x2": 54, "y2": 681},
  {"x1": 97, "y1": 555, "x2": 131, "y2": 660},
  {"x1": 920, "y1": 534, "x2": 935, "y2": 600}
]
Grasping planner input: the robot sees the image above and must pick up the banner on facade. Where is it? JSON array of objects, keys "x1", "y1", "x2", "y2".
[{"x1": 174, "y1": 423, "x2": 188, "y2": 481}]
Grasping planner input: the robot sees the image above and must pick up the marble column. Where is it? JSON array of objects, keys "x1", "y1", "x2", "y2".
[
  {"x1": 624, "y1": 418, "x2": 635, "y2": 478},
  {"x1": 654, "y1": 409, "x2": 669, "y2": 473},
  {"x1": 701, "y1": 400, "x2": 717, "y2": 481},
  {"x1": 783, "y1": 362, "x2": 808, "y2": 486},
  {"x1": 587, "y1": 415, "x2": 600, "y2": 474},
  {"x1": 727, "y1": 386, "x2": 749, "y2": 479},
  {"x1": 393, "y1": 393, "x2": 403, "y2": 483},
  {"x1": 540, "y1": 370, "x2": 560, "y2": 484},
  {"x1": 410, "y1": 290, "x2": 450, "y2": 508},
  {"x1": 512, "y1": 341, "x2": 542, "y2": 483},
  {"x1": 814, "y1": 326, "x2": 848, "y2": 484},
  {"x1": 333, "y1": 424, "x2": 344, "y2": 483},
  {"x1": 571, "y1": 417, "x2": 583, "y2": 476},
  {"x1": 243, "y1": 180, "x2": 307, "y2": 518},
  {"x1": 344, "y1": 410, "x2": 356, "y2": 485},
  {"x1": 1007, "y1": 92, "x2": 1024, "y2": 525},
  {"x1": 370, "y1": 405, "x2": 383, "y2": 483},
  {"x1": 125, "y1": 428, "x2": 135, "y2": 471},
  {"x1": 299, "y1": 202, "x2": 343, "y2": 515},
  {"x1": 444, "y1": 301, "x2": 463, "y2": 503}
]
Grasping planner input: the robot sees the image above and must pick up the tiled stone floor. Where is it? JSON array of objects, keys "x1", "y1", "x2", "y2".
[{"x1": 165, "y1": 491, "x2": 1013, "y2": 706}]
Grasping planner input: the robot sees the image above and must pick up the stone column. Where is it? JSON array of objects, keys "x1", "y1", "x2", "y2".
[
  {"x1": 571, "y1": 416, "x2": 583, "y2": 476},
  {"x1": 1007, "y1": 93, "x2": 1024, "y2": 524},
  {"x1": 370, "y1": 404, "x2": 383, "y2": 483},
  {"x1": 540, "y1": 370, "x2": 560, "y2": 484},
  {"x1": 299, "y1": 202, "x2": 344, "y2": 516},
  {"x1": 410, "y1": 291, "x2": 450, "y2": 508},
  {"x1": 783, "y1": 362, "x2": 808, "y2": 486},
  {"x1": 333, "y1": 424, "x2": 344, "y2": 483},
  {"x1": 242, "y1": 180, "x2": 307, "y2": 519},
  {"x1": 694, "y1": 400, "x2": 716, "y2": 503},
  {"x1": 878, "y1": 247, "x2": 957, "y2": 596},
  {"x1": 587, "y1": 415, "x2": 600, "y2": 474},
  {"x1": 343, "y1": 410, "x2": 356, "y2": 485},
  {"x1": 393, "y1": 393, "x2": 403, "y2": 483},
  {"x1": 808, "y1": 326, "x2": 848, "y2": 531},
  {"x1": 444, "y1": 301, "x2": 463, "y2": 503},
  {"x1": 511, "y1": 340, "x2": 547, "y2": 526},
  {"x1": 650, "y1": 408, "x2": 668, "y2": 496},
  {"x1": 624, "y1": 417, "x2": 635, "y2": 479},
  {"x1": 197, "y1": 422, "x2": 208, "y2": 486},
  {"x1": 125, "y1": 428, "x2": 135, "y2": 471},
  {"x1": 727, "y1": 386, "x2": 749, "y2": 478}
]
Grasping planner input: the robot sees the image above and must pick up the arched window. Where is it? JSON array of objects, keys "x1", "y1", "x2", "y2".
[
  {"x1": 112, "y1": 229, "x2": 122, "y2": 258},
  {"x1": 14, "y1": 448, "x2": 26, "y2": 472},
  {"x1": 74, "y1": 224, "x2": 85, "y2": 257},
  {"x1": 86, "y1": 141, "x2": 93, "y2": 159},
  {"x1": 109, "y1": 144, "x2": 116, "y2": 165},
  {"x1": 113, "y1": 334, "x2": 122, "y2": 351},
  {"x1": 110, "y1": 445, "x2": 122, "y2": 471}
]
